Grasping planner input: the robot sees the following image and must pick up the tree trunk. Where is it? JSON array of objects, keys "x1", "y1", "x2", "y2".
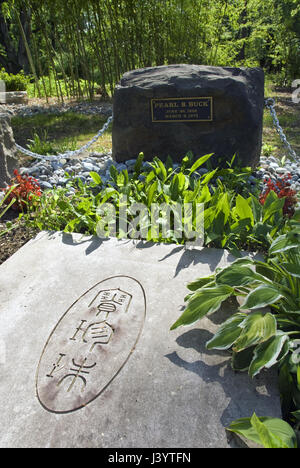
[{"x1": 0, "y1": 0, "x2": 31, "y2": 73}]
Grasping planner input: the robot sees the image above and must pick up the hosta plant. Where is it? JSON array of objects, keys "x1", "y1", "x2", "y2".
[
  {"x1": 227, "y1": 412, "x2": 298, "y2": 448},
  {"x1": 171, "y1": 228, "x2": 300, "y2": 419}
]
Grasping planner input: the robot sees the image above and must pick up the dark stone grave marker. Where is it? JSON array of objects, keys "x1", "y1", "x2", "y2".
[{"x1": 112, "y1": 64, "x2": 264, "y2": 167}]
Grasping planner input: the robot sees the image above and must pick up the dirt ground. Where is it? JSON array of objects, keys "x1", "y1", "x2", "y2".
[{"x1": 0, "y1": 214, "x2": 38, "y2": 265}]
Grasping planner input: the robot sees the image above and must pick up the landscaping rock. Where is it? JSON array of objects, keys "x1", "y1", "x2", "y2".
[
  {"x1": 3, "y1": 91, "x2": 28, "y2": 105},
  {"x1": 0, "y1": 113, "x2": 18, "y2": 188}
]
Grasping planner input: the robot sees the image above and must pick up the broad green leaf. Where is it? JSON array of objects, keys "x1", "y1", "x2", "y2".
[
  {"x1": 147, "y1": 180, "x2": 158, "y2": 207},
  {"x1": 170, "y1": 285, "x2": 233, "y2": 330},
  {"x1": 230, "y1": 257, "x2": 254, "y2": 267},
  {"x1": 90, "y1": 171, "x2": 102, "y2": 185},
  {"x1": 215, "y1": 192, "x2": 230, "y2": 224},
  {"x1": 230, "y1": 217, "x2": 252, "y2": 233},
  {"x1": 212, "y1": 211, "x2": 226, "y2": 236},
  {"x1": 240, "y1": 285, "x2": 283, "y2": 310},
  {"x1": 200, "y1": 168, "x2": 218, "y2": 185},
  {"x1": 227, "y1": 415, "x2": 297, "y2": 448},
  {"x1": 206, "y1": 313, "x2": 246, "y2": 350},
  {"x1": 263, "y1": 198, "x2": 285, "y2": 223},
  {"x1": 196, "y1": 184, "x2": 212, "y2": 203},
  {"x1": 170, "y1": 175, "x2": 180, "y2": 200},
  {"x1": 189, "y1": 153, "x2": 213, "y2": 174},
  {"x1": 281, "y1": 263, "x2": 300, "y2": 278},
  {"x1": 156, "y1": 159, "x2": 167, "y2": 181},
  {"x1": 205, "y1": 230, "x2": 221, "y2": 244},
  {"x1": 216, "y1": 264, "x2": 268, "y2": 287},
  {"x1": 235, "y1": 194, "x2": 254, "y2": 225},
  {"x1": 204, "y1": 206, "x2": 216, "y2": 229},
  {"x1": 233, "y1": 311, "x2": 277, "y2": 351},
  {"x1": 291, "y1": 410, "x2": 300, "y2": 421},
  {"x1": 250, "y1": 194, "x2": 263, "y2": 223},
  {"x1": 134, "y1": 152, "x2": 144, "y2": 174},
  {"x1": 232, "y1": 346, "x2": 255, "y2": 371},
  {"x1": 252, "y1": 221, "x2": 271, "y2": 239},
  {"x1": 262, "y1": 189, "x2": 278, "y2": 209},
  {"x1": 278, "y1": 361, "x2": 294, "y2": 419},
  {"x1": 269, "y1": 233, "x2": 300, "y2": 255},
  {"x1": 146, "y1": 170, "x2": 156, "y2": 184},
  {"x1": 100, "y1": 187, "x2": 118, "y2": 204},
  {"x1": 250, "y1": 413, "x2": 289, "y2": 448},
  {"x1": 177, "y1": 172, "x2": 187, "y2": 191},
  {"x1": 248, "y1": 332, "x2": 289, "y2": 377},
  {"x1": 187, "y1": 275, "x2": 215, "y2": 291},
  {"x1": 109, "y1": 164, "x2": 118, "y2": 183}
]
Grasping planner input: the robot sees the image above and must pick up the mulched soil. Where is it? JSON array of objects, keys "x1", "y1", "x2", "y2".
[{"x1": 0, "y1": 209, "x2": 38, "y2": 265}]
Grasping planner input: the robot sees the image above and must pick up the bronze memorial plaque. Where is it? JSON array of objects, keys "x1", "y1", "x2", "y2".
[{"x1": 151, "y1": 97, "x2": 213, "y2": 122}]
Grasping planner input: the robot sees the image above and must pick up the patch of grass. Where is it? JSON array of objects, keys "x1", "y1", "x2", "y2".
[
  {"x1": 12, "y1": 111, "x2": 112, "y2": 159},
  {"x1": 263, "y1": 81, "x2": 300, "y2": 160}
]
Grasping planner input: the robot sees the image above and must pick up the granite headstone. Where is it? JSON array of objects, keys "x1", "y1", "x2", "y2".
[
  {"x1": 0, "y1": 113, "x2": 18, "y2": 188},
  {"x1": 112, "y1": 64, "x2": 264, "y2": 168}
]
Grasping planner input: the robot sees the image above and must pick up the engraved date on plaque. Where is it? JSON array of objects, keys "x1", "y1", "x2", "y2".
[
  {"x1": 36, "y1": 276, "x2": 146, "y2": 414},
  {"x1": 151, "y1": 97, "x2": 213, "y2": 122}
]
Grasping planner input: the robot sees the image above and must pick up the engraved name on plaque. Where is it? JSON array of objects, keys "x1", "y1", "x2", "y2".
[{"x1": 151, "y1": 97, "x2": 213, "y2": 122}]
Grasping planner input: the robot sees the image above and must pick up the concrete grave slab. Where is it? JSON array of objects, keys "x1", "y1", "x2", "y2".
[{"x1": 0, "y1": 232, "x2": 281, "y2": 448}]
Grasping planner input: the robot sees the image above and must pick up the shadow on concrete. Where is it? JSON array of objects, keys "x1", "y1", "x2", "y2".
[
  {"x1": 61, "y1": 232, "x2": 110, "y2": 256},
  {"x1": 165, "y1": 327, "x2": 281, "y2": 444},
  {"x1": 158, "y1": 246, "x2": 227, "y2": 278}
]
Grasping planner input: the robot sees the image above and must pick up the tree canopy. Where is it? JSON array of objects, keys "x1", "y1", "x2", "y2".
[{"x1": 1, "y1": 0, "x2": 299, "y2": 99}]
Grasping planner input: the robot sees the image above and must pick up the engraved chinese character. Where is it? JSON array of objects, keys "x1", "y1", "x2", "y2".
[
  {"x1": 95, "y1": 288, "x2": 132, "y2": 317},
  {"x1": 57, "y1": 357, "x2": 96, "y2": 393},
  {"x1": 46, "y1": 353, "x2": 66, "y2": 378},
  {"x1": 69, "y1": 319, "x2": 114, "y2": 351}
]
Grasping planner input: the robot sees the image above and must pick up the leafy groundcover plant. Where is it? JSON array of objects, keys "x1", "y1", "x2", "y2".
[
  {"x1": 227, "y1": 413, "x2": 298, "y2": 448},
  {"x1": 22, "y1": 152, "x2": 293, "y2": 254},
  {"x1": 171, "y1": 223, "x2": 300, "y2": 447}
]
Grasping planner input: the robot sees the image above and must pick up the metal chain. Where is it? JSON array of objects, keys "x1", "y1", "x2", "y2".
[
  {"x1": 15, "y1": 114, "x2": 113, "y2": 161},
  {"x1": 265, "y1": 98, "x2": 298, "y2": 162},
  {"x1": 15, "y1": 100, "x2": 298, "y2": 164}
]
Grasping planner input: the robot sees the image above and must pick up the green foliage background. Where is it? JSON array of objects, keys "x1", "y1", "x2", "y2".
[{"x1": 1, "y1": 0, "x2": 300, "y2": 98}]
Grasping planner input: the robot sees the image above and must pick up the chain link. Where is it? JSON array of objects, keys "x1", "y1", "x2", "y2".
[
  {"x1": 15, "y1": 114, "x2": 113, "y2": 161},
  {"x1": 265, "y1": 98, "x2": 298, "y2": 162}
]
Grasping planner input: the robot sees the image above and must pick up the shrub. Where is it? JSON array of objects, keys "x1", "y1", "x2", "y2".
[{"x1": 0, "y1": 68, "x2": 30, "y2": 92}]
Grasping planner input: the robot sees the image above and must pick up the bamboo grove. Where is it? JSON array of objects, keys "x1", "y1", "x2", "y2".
[{"x1": 1, "y1": 0, "x2": 300, "y2": 100}]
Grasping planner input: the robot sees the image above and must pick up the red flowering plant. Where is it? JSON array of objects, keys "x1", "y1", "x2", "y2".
[
  {"x1": 2, "y1": 169, "x2": 42, "y2": 212},
  {"x1": 259, "y1": 174, "x2": 298, "y2": 218}
]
